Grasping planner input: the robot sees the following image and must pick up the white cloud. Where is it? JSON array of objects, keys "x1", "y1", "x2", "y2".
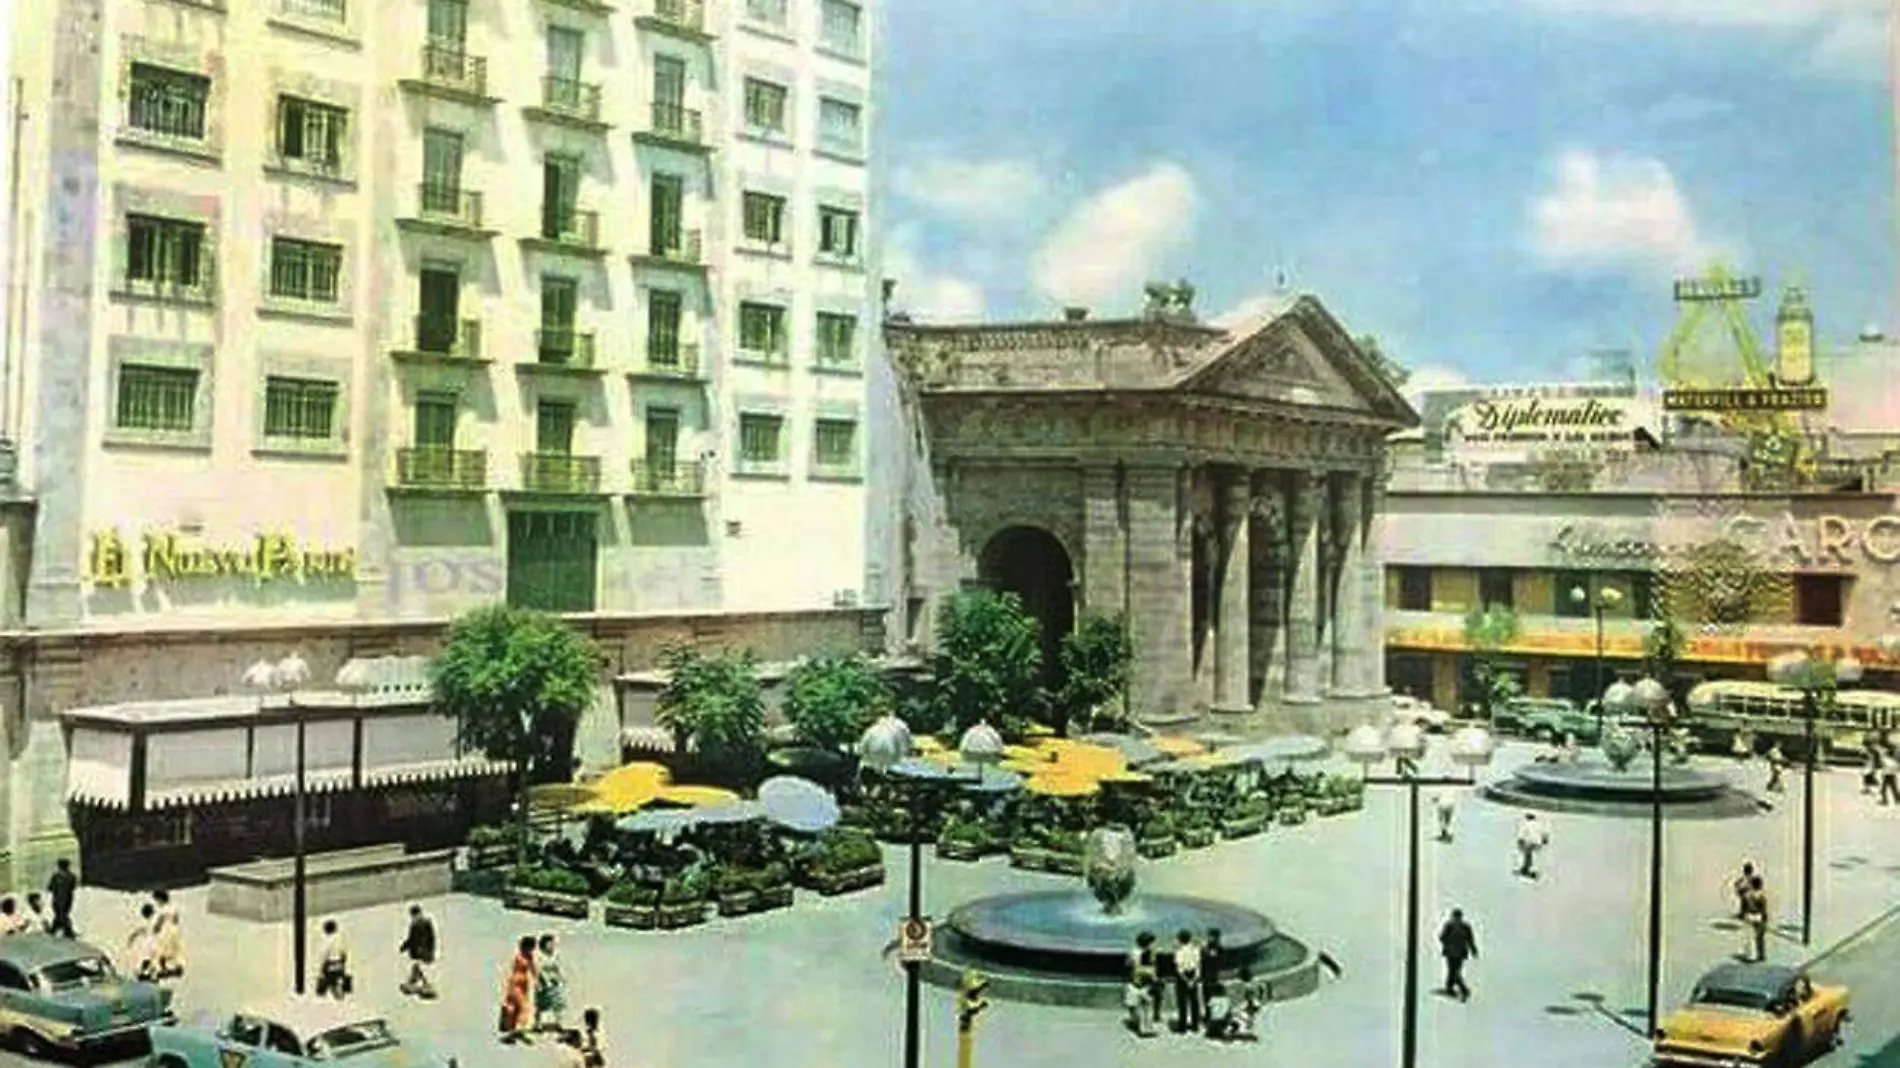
[
  {"x1": 883, "y1": 230, "x2": 987, "y2": 323},
  {"x1": 1527, "y1": 149, "x2": 1722, "y2": 274},
  {"x1": 1031, "y1": 162, "x2": 1198, "y2": 309},
  {"x1": 1212, "y1": 289, "x2": 1299, "y2": 330},
  {"x1": 1519, "y1": 0, "x2": 1888, "y2": 75},
  {"x1": 894, "y1": 157, "x2": 1047, "y2": 226}
]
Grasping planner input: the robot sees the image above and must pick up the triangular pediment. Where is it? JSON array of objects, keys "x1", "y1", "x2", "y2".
[{"x1": 1176, "y1": 296, "x2": 1420, "y2": 426}]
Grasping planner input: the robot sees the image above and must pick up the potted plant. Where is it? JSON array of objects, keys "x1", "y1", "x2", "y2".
[
  {"x1": 657, "y1": 869, "x2": 709, "y2": 929},
  {"x1": 464, "y1": 824, "x2": 516, "y2": 870},
  {"x1": 936, "y1": 814, "x2": 995, "y2": 862},
  {"x1": 713, "y1": 865, "x2": 762, "y2": 917},
  {"x1": 1136, "y1": 811, "x2": 1177, "y2": 858},
  {"x1": 1220, "y1": 793, "x2": 1272, "y2": 839},
  {"x1": 1046, "y1": 828, "x2": 1086, "y2": 875},
  {"x1": 803, "y1": 829, "x2": 885, "y2": 895},
  {"x1": 602, "y1": 881, "x2": 660, "y2": 930},
  {"x1": 755, "y1": 861, "x2": 795, "y2": 911},
  {"x1": 504, "y1": 865, "x2": 592, "y2": 919},
  {"x1": 1178, "y1": 813, "x2": 1217, "y2": 849}
]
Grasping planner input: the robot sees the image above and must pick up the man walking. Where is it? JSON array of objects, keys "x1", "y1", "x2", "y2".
[
  {"x1": 1731, "y1": 862, "x2": 1756, "y2": 919},
  {"x1": 1880, "y1": 748, "x2": 1900, "y2": 807},
  {"x1": 399, "y1": 904, "x2": 438, "y2": 999},
  {"x1": 1765, "y1": 744, "x2": 1787, "y2": 794},
  {"x1": 1514, "y1": 813, "x2": 1550, "y2": 878},
  {"x1": 45, "y1": 859, "x2": 77, "y2": 939},
  {"x1": 1438, "y1": 909, "x2": 1477, "y2": 1002},
  {"x1": 1433, "y1": 792, "x2": 1456, "y2": 843},
  {"x1": 1170, "y1": 929, "x2": 1202, "y2": 1034},
  {"x1": 1741, "y1": 876, "x2": 1770, "y2": 963}
]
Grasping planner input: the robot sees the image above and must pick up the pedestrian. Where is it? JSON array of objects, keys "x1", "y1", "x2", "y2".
[
  {"x1": 551, "y1": 1029, "x2": 587, "y2": 1068},
  {"x1": 1861, "y1": 745, "x2": 1881, "y2": 795},
  {"x1": 534, "y1": 934, "x2": 568, "y2": 1031},
  {"x1": 23, "y1": 893, "x2": 50, "y2": 934},
  {"x1": 1742, "y1": 877, "x2": 1769, "y2": 963},
  {"x1": 1200, "y1": 927, "x2": 1225, "y2": 1035},
  {"x1": 1230, "y1": 966, "x2": 1264, "y2": 1040},
  {"x1": 399, "y1": 904, "x2": 438, "y2": 999},
  {"x1": 152, "y1": 889, "x2": 184, "y2": 978},
  {"x1": 1765, "y1": 744, "x2": 1786, "y2": 793},
  {"x1": 0, "y1": 897, "x2": 27, "y2": 936},
  {"x1": 1439, "y1": 908, "x2": 1478, "y2": 1002},
  {"x1": 499, "y1": 936, "x2": 537, "y2": 1044},
  {"x1": 126, "y1": 903, "x2": 158, "y2": 981},
  {"x1": 1123, "y1": 932, "x2": 1158, "y2": 1037},
  {"x1": 314, "y1": 919, "x2": 352, "y2": 999},
  {"x1": 1731, "y1": 862, "x2": 1756, "y2": 919},
  {"x1": 1170, "y1": 929, "x2": 1202, "y2": 1034},
  {"x1": 579, "y1": 1008, "x2": 605, "y2": 1068},
  {"x1": 46, "y1": 858, "x2": 77, "y2": 939},
  {"x1": 1203, "y1": 979, "x2": 1237, "y2": 1041},
  {"x1": 1433, "y1": 792, "x2": 1456, "y2": 843},
  {"x1": 1880, "y1": 749, "x2": 1900, "y2": 806},
  {"x1": 1514, "y1": 813, "x2": 1549, "y2": 878}
]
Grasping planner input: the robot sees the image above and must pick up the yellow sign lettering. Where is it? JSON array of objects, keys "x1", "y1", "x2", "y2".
[
  {"x1": 82, "y1": 528, "x2": 357, "y2": 589},
  {"x1": 1865, "y1": 516, "x2": 1900, "y2": 564}
]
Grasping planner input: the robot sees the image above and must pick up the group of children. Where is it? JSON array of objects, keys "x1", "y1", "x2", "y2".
[
  {"x1": 1122, "y1": 928, "x2": 1266, "y2": 1042},
  {"x1": 125, "y1": 889, "x2": 187, "y2": 981}
]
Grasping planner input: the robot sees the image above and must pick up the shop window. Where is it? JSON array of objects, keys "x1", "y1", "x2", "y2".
[
  {"x1": 1628, "y1": 572, "x2": 1655, "y2": 620},
  {"x1": 1397, "y1": 567, "x2": 1431, "y2": 612},
  {"x1": 1555, "y1": 570, "x2": 1594, "y2": 618},
  {"x1": 1793, "y1": 575, "x2": 1846, "y2": 627},
  {"x1": 1478, "y1": 569, "x2": 1513, "y2": 611}
]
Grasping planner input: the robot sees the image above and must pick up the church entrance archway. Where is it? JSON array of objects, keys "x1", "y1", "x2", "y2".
[{"x1": 978, "y1": 526, "x2": 1076, "y2": 687}]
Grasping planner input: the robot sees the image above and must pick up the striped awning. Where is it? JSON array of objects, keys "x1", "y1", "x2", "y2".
[
  {"x1": 360, "y1": 757, "x2": 514, "y2": 789},
  {"x1": 144, "y1": 770, "x2": 358, "y2": 811}
]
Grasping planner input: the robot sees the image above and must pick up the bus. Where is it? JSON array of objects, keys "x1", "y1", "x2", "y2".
[{"x1": 1683, "y1": 680, "x2": 1900, "y2": 763}]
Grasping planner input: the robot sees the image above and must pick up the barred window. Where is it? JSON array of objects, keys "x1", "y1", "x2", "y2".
[
  {"x1": 263, "y1": 377, "x2": 339, "y2": 441},
  {"x1": 277, "y1": 97, "x2": 347, "y2": 168},
  {"x1": 820, "y1": 0, "x2": 861, "y2": 53},
  {"x1": 269, "y1": 238, "x2": 343, "y2": 303},
  {"x1": 537, "y1": 401, "x2": 576, "y2": 454},
  {"x1": 818, "y1": 98, "x2": 861, "y2": 153},
  {"x1": 647, "y1": 289, "x2": 683, "y2": 359},
  {"x1": 738, "y1": 414, "x2": 783, "y2": 464},
  {"x1": 738, "y1": 302, "x2": 785, "y2": 356},
  {"x1": 645, "y1": 408, "x2": 680, "y2": 466},
  {"x1": 814, "y1": 419, "x2": 857, "y2": 468},
  {"x1": 818, "y1": 207, "x2": 859, "y2": 258},
  {"x1": 126, "y1": 215, "x2": 206, "y2": 290},
  {"x1": 414, "y1": 393, "x2": 458, "y2": 448},
  {"x1": 742, "y1": 192, "x2": 785, "y2": 246},
  {"x1": 743, "y1": 78, "x2": 788, "y2": 133},
  {"x1": 115, "y1": 365, "x2": 198, "y2": 432},
  {"x1": 815, "y1": 313, "x2": 857, "y2": 365},
  {"x1": 127, "y1": 64, "x2": 209, "y2": 141},
  {"x1": 745, "y1": 0, "x2": 788, "y2": 27}
]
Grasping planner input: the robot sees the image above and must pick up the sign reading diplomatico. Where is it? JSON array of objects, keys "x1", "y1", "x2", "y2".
[{"x1": 1440, "y1": 388, "x2": 1650, "y2": 455}]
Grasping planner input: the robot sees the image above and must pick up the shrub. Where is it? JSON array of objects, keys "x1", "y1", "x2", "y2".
[
  {"x1": 466, "y1": 825, "x2": 512, "y2": 849},
  {"x1": 760, "y1": 861, "x2": 791, "y2": 888},
  {"x1": 783, "y1": 653, "x2": 891, "y2": 752},
  {"x1": 660, "y1": 869, "x2": 708, "y2": 904},
  {"x1": 816, "y1": 829, "x2": 882, "y2": 873},
  {"x1": 510, "y1": 865, "x2": 590, "y2": 896},
  {"x1": 606, "y1": 881, "x2": 659, "y2": 907}
]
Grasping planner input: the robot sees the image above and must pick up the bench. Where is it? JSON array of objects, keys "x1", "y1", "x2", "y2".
[{"x1": 207, "y1": 843, "x2": 456, "y2": 922}]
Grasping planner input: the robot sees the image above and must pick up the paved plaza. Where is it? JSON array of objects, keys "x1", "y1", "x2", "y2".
[{"x1": 13, "y1": 741, "x2": 1900, "y2": 1068}]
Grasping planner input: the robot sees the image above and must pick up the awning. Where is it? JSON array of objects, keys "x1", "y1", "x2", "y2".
[
  {"x1": 360, "y1": 758, "x2": 513, "y2": 789},
  {"x1": 145, "y1": 770, "x2": 358, "y2": 811}
]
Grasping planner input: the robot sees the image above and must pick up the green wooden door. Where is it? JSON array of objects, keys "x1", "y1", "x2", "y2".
[{"x1": 506, "y1": 511, "x2": 597, "y2": 612}]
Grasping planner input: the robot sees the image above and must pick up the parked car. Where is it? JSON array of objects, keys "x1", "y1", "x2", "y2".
[
  {"x1": 1493, "y1": 696, "x2": 1600, "y2": 743},
  {"x1": 0, "y1": 933, "x2": 174, "y2": 1057},
  {"x1": 1390, "y1": 695, "x2": 1453, "y2": 733},
  {"x1": 150, "y1": 1000, "x2": 455, "y2": 1068},
  {"x1": 1652, "y1": 962, "x2": 1848, "y2": 1067}
]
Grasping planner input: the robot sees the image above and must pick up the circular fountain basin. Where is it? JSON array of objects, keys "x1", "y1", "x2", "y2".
[
  {"x1": 921, "y1": 890, "x2": 1318, "y2": 1008},
  {"x1": 1484, "y1": 758, "x2": 1760, "y2": 819}
]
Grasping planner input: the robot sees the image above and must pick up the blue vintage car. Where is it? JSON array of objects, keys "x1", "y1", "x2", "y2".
[
  {"x1": 150, "y1": 999, "x2": 456, "y2": 1068},
  {"x1": 0, "y1": 933, "x2": 174, "y2": 1056}
]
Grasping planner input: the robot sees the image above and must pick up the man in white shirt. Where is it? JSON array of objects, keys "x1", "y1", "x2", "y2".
[
  {"x1": 1433, "y1": 793, "x2": 1457, "y2": 843},
  {"x1": 1514, "y1": 813, "x2": 1549, "y2": 878},
  {"x1": 1170, "y1": 930, "x2": 1203, "y2": 1034}
]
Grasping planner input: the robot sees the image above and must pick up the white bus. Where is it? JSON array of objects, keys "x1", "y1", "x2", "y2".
[{"x1": 1684, "y1": 680, "x2": 1900, "y2": 762}]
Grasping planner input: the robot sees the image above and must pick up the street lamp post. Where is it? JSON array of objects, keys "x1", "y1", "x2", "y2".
[
  {"x1": 246, "y1": 653, "x2": 312, "y2": 995},
  {"x1": 859, "y1": 716, "x2": 922, "y2": 1068},
  {"x1": 1343, "y1": 722, "x2": 1496, "y2": 1068},
  {"x1": 1569, "y1": 583, "x2": 1624, "y2": 737},
  {"x1": 1766, "y1": 651, "x2": 1861, "y2": 947},
  {"x1": 1603, "y1": 676, "x2": 1671, "y2": 1035}
]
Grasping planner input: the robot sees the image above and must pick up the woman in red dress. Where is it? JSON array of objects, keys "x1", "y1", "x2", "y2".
[{"x1": 499, "y1": 936, "x2": 537, "y2": 1043}]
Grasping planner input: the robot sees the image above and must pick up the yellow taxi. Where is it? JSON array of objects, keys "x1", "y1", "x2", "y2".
[{"x1": 1653, "y1": 962, "x2": 1849, "y2": 1067}]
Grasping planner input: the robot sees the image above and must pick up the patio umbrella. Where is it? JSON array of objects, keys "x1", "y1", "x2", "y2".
[
  {"x1": 890, "y1": 757, "x2": 968, "y2": 782},
  {"x1": 615, "y1": 809, "x2": 697, "y2": 835},
  {"x1": 1080, "y1": 734, "x2": 1169, "y2": 767},
  {"x1": 958, "y1": 768, "x2": 1024, "y2": 794},
  {"x1": 1230, "y1": 735, "x2": 1330, "y2": 764},
  {"x1": 758, "y1": 776, "x2": 842, "y2": 833},
  {"x1": 694, "y1": 801, "x2": 766, "y2": 825},
  {"x1": 573, "y1": 762, "x2": 672, "y2": 814}
]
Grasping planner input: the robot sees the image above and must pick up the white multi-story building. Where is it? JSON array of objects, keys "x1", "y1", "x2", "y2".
[{"x1": 5, "y1": 0, "x2": 881, "y2": 631}]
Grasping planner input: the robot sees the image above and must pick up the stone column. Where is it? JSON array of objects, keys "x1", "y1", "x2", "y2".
[
  {"x1": 1283, "y1": 471, "x2": 1323, "y2": 704},
  {"x1": 1314, "y1": 479, "x2": 1337, "y2": 689},
  {"x1": 1126, "y1": 466, "x2": 1193, "y2": 720},
  {"x1": 1213, "y1": 469, "x2": 1251, "y2": 713},
  {"x1": 1361, "y1": 472, "x2": 1392, "y2": 696},
  {"x1": 1080, "y1": 465, "x2": 1127, "y2": 619},
  {"x1": 1250, "y1": 473, "x2": 1287, "y2": 711},
  {"x1": 1330, "y1": 471, "x2": 1366, "y2": 695}
]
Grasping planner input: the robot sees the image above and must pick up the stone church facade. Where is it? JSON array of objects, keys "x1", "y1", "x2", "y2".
[{"x1": 883, "y1": 287, "x2": 1419, "y2": 727}]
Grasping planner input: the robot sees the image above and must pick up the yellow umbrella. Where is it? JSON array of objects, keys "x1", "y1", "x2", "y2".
[
  {"x1": 1099, "y1": 770, "x2": 1154, "y2": 785},
  {"x1": 914, "y1": 736, "x2": 947, "y2": 753},
  {"x1": 1002, "y1": 745, "x2": 1049, "y2": 763},
  {"x1": 1025, "y1": 774, "x2": 1101, "y2": 798},
  {"x1": 658, "y1": 784, "x2": 742, "y2": 808},
  {"x1": 578, "y1": 762, "x2": 673, "y2": 814},
  {"x1": 1000, "y1": 758, "x2": 1048, "y2": 774}
]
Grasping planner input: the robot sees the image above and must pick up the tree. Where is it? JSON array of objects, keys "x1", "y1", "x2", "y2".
[
  {"x1": 1462, "y1": 603, "x2": 1520, "y2": 720},
  {"x1": 930, "y1": 589, "x2": 1043, "y2": 736},
  {"x1": 1049, "y1": 614, "x2": 1134, "y2": 733},
  {"x1": 430, "y1": 605, "x2": 602, "y2": 865},
  {"x1": 655, "y1": 644, "x2": 768, "y2": 786},
  {"x1": 783, "y1": 653, "x2": 891, "y2": 752}
]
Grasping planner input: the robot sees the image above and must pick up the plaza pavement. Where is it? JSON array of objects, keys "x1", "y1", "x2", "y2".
[{"x1": 13, "y1": 741, "x2": 1900, "y2": 1068}]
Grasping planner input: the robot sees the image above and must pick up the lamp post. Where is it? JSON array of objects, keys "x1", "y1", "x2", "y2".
[
  {"x1": 1569, "y1": 583, "x2": 1624, "y2": 736},
  {"x1": 1603, "y1": 676, "x2": 1671, "y2": 1035},
  {"x1": 859, "y1": 716, "x2": 921, "y2": 1068},
  {"x1": 1765, "y1": 650, "x2": 1861, "y2": 946},
  {"x1": 1343, "y1": 721, "x2": 1496, "y2": 1068},
  {"x1": 246, "y1": 653, "x2": 311, "y2": 995}
]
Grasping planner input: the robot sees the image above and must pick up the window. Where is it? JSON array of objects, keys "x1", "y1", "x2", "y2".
[
  {"x1": 647, "y1": 290, "x2": 683, "y2": 362},
  {"x1": 738, "y1": 302, "x2": 786, "y2": 358},
  {"x1": 1555, "y1": 571, "x2": 1594, "y2": 618},
  {"x1": 650, "y1": 174, "x2": 685, "y2": 253},
  {"x1": 115, "y1": 365, "x2": 198, "y2": 432},
  {"x1": 127, "y1": 64, "x2": 210, "y2": 141},
  {"x1": 537, "y1": 401, "x2": 576, "y2": 455},
  {"x1": 541, "y1": 276, "x2": 578, "y2": 330},
  {"x1": 268, "y1": 239, "x2": 343, "y2": 304},
  {"x1": 645, "y1": 408, "x2": 680, "y2": 467},
  {"x1": 820, "y1": 0, "x2": 861, "y2": 53},
  {"x1": 1396, "y1": 567, "x2": 1432, "y2": 612},
  {"x1": 541, "y1": 155, "x2": 582, "y2": 241},
  {"x1": 1629, "y1": 571, "x2": 1655, "y2": 620},
  {"x1": 653, "y1": 55, "x2": 687, "y2": 108},
  {"x1": 1478, "y1": 568, "x2": 1513, "y2": 612},
  {"x1": 546, "y1": 26, "x2": 585, "y2": 82},
  {"x1": 813, "y1": 419, "x2": 857, "y2": 469},
  {"x1": 818, "y1": 97, "x2": 861, "y2": 154},
  {"x1": 742, "y1": 192, "x2": 786, "y2": 246},
  {"x1": 815, "y1": 312, "x2": 856, "y2": 366},
  {"x1": 0, "y1": 964, "x2": 27, "y2": 992},
  {"x1": 745, "y1": 0, "x2": 788, "y2": 27},
  {"x1": 262, "y1": 377, "x2": 339, "y2": 441},
  {"x1": 818, "y1": 207, "x2": 859, "y2": 259},
  {"x1": 738, "y1": 414, "x2": 784, "y2": 465},
  {"x1": 1794, "y1": 575, "x2": 1846, "y2": 627},
  {"x1": 426, "y1": 0, "x2": 468, "y2": 45},
  {"x1": 414, "y1": 393, "x2": 457, "y2": 448},
  {"x1": 126, "y1": 215, "x2": 206, "y2": 292},
  {"x1": 422, "y1": 128, "x2": 464, "y2": 202},
  {"x1": 743, "y1": 78, "x2": 788, "y2": 133}
]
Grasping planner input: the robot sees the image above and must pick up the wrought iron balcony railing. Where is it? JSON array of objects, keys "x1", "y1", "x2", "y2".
[
  {"x1": 649, "y1": 228, "x2": 703, "y2": 263},
  {"x1": 535, "y1": 328, "x2": 597, "y2": 368},
  {"x1": 639, "y1": 343, "x2": 701, "y2": 376},
  {"x1": 520, "y1": 452, "x2": 602, "y2": 494},
  {"x1": 651, "y1": 0, "x2": 707, "y2": 32},
  {"x1": 539, "y1": 209, "x2": 601, "y2": 249},
  {"x1": 417, "y1": 183, "x2": 485, "y2": 228},
  {"x1": 397, "y1": 447, "x2": 487, "y2": 490},
  {"x1": 629, "y1": 458, "x2": 706, "y2": 496},
  {"x1": 412, "y1": 316, "x2": 483, "y2": 359},
  {"x1": 649, "y1": 102, "x2": 704, "y2": 145},
  {"x1": 541, "y1": 76, "x2": 603, "y2": 122},
  {"x1": 417, "y1": 44, "x2": 489, "y2": 97}
]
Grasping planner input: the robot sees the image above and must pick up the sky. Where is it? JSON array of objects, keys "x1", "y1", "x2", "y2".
[{"x1": 873, "y1": 0, "x2": 1897, "y2": 392}]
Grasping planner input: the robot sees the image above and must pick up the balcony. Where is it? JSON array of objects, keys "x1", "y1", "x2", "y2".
[
  {"x1": 394, "y1": 447, "x2": 488, "y2": 493},
  {"x1": 399, "y1": 45, "x2": 497, "y2": 105},
  {"x1": 524, "y1": 76, "x2": 607, "y2": 131},
  {"x1": 519, "y1": 452, "x2": 603, "y2": 495},
  {"x1": 521, "y1": 209, "x2": 605, "y2": 259},
  {"x1": 630, "y1": 228, "x2": 705, "y2": 273},
  {"x1": 629, "y1": 343, "x2": 704, "y2": 381},
  {"x1": 396, "y1": 183, "x2": 495, "y2": 239},
  {"x1": 635, "y1": 0, "x2": 712, "y2": 40},
  {"x1": 629, "y1": 459, "x2": 707, "y2": 498},
  {"x1": 392, "y1": 316, "x2": 484, "y2": 364},
  {"x1": 526, "y1": 329, "x2": 602, "y2": 374},
  {"x1": 633, "y1": 102, "x2": 711, "y2": 154}
]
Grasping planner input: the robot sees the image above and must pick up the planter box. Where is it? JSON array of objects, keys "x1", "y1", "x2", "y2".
[
  {"x1": 809, "y1": 864, "x2": 885, "y2": 896},
  {"x1": 1009, "y1": 846, "x2": 1051, "y2": 871},
  {"x1": 716, "y1": 891, "x2": 760, "y2": 917},
  {"x1": 1220, "y1": 815, "x2": 1266, "y2": 839},
  {"x1": 1277, "y1": 807, "x2": 1310, "y2": 826},
  {"x1": 464, "y1": 844, "x2": 516, "y2": 871},
  {"x1": 756, "y1": 884, "x2": 794, "y2": 911},
  {"x1": 656, "y1": 901, "x2": 708, "y2": 929},
  {"x1": 1179, "y1": 827, "x2": 1217, "y2": 849},
  {"x1": 504, "y1": 885, "x2": 591, "y2": 919},
  {"x1": 602, "y1": 902, "x2": 658, "y2": 930},
  {"x1": 937, "y1": 839, "x2": 989, "y2": 862},
  {"x1": 1137, "y1": 837, "x2": 1177, "y2": 859}
]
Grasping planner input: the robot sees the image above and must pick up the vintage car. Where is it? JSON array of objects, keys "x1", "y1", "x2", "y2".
[
  {"x1": 150, "y1": 1000, "x2": 457, "y2": 1068},
  {"x1": 1390, "y1": 695, "x2": 1453, "y2": 733},
  {"x1": 0, "y1": 933, "x2": 174, "y2": 1056},
  {"x1": 1653, "y1": 962, "x2": 1849, "y2": 1067},
  {"x1": 1493, "y1": 696, "x2": 1600, "y2": 743}
]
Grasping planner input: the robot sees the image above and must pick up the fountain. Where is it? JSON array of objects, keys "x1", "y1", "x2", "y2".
[{"x1": 920, "y1": 825, "x2": 1319, "y2": 1008}]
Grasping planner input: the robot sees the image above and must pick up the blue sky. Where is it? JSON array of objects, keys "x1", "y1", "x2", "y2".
[{"x1": 873, "y1": 0, "x2": 1895, "y2": 389}]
